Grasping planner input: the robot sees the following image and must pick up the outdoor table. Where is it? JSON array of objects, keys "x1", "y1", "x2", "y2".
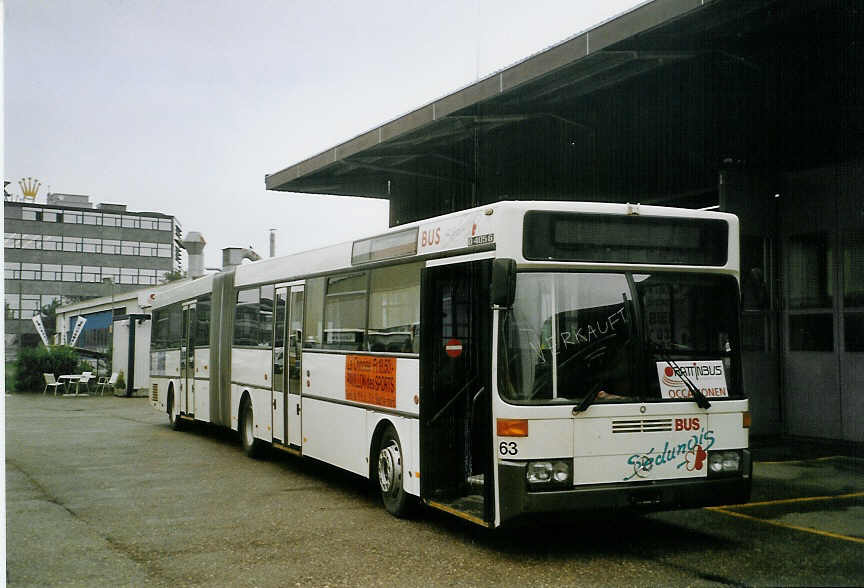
[{"x1": 58, "y1": 375, "x2": 86, "y2": 396}]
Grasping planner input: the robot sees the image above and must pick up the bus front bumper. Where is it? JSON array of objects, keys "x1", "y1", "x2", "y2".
[{"x1": 497, "y1": 449, "x2": 752, "y2": 525}]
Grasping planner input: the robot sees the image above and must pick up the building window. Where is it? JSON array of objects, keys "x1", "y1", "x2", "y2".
[
  {"x1": 4, "y1": 233, "x2": 21, "y2": 248},
  {"x1": 22, "y1": 208, "x2": 41, "y2": 221},
  {"x1": 787, "y1": 233, "x2": 833, "y2": 309},
  {"x1": 82, "y1": 266, "x2": 102, "y2": 282},
  {"x1": 43, "y1": 235, "x2": 62, "y2": 251},
  {"x1": 789, "y1": 314, "x2": 834, "y2": 352},
  {"x1": 121, "y1": 241, "x2": 139, "y2": 256},
  {"x1": 82, "y1": 238, "x2": 101, "y2": 253},
  {"x1": 21, "y1": 263, "x2": 41, "y2": 280},
  {"x1": 102, "y1": 240, "x2": 121, "y2": 255},
  {"x1": 63, "y1": 236, "x2": 83, "y2": 252},
  {"x1": 21, "y1": 294, "x2": 41, "y2": 317},
  {"x1": 43, "y1": 209, "x2": 61, "y2": 222},
  {"x1": 121, "y1": 215, "x2": 139, "y2": 229},
  {"x1": 843, "y1": 231, "x2": 864, "y2": 308},
  {"x1": 102, "y1": 214, "x2": 120, "y2": 227},
  {"x1": 62, "y1": 265, "x2": 82, "y2": 282},
  {"x1": 120, "y1": 268, "x2": 138, "y2": 284},
  {"x1": 139, "y1": 242, "x2": 158, "y2": 256},
  {"x1": 5, "y1": 294, "x2": 20, "y2": 319},
  {"x1": 82, "y1": 212, "x2": 101, "y2": 225},
  {"x1": 63, "y1": 211, "x2": 82, "y2": 224},
  {"x1": 102, "y1": 267, "x2": 120, "y2": 283},
  {"x1": 41, "y1": 264, "x2": 61, "y2": 281},
  {"x1": 138, "y1": 269, "x2": 157, "y2": 285},
  {"x1": 139, "y1": 217, "x2": 159, "y2": 230},
  {"x1": 21, "y1": 234, "x2": 41, "y2": 249},
  {"x1": 5, "y1": 262, "x2": 20, "y2": 279},
  {"x1": 158, "y1": 219, "x2": 172, "y2": 231},
  {"x1": 157, "y1": 243, "x2": 171, "y2": 257}
]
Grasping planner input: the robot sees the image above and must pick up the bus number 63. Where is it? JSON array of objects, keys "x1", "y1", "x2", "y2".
[{"x1": 499, "y1": 441, "x2": 519, "y2": 456}]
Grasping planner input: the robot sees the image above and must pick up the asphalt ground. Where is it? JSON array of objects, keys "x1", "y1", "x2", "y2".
[{"x1": 5, "y1": 394, "x2": 863, "y2": 587}]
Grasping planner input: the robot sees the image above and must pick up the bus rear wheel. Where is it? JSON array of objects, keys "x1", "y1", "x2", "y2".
[
  {"x1": 240, "y1": 400, "x2": 264, "y2": 458},
  {"x1": 376, "y1": 426, "x2": 413, "y2": 517}
]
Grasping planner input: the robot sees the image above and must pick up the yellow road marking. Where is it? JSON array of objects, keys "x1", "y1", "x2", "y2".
[
  {"x1": 708, "y1": 506, "x2": 864, "y2": 545},
  {"x1": 709, "y1": 490, "x2": 864, "y2": 510}
]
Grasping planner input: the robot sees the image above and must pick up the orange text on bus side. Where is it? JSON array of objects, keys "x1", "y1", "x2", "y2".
[{"x1": 345, "y1": 355, "x2": 397, "y2": 408}]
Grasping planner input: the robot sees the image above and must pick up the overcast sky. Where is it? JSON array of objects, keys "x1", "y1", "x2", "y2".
[{"x1": 5, "y1": 0, "x2": 642, "y2": 270}]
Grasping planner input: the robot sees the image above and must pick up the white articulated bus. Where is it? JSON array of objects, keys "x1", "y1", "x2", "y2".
[{"x1": 150, "y1": 201, "x2": 751, "y2": 527}]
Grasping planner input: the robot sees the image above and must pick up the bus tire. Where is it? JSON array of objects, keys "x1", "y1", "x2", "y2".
[
  {"x1": 376, "y1": 425, "x2": 413, "y2": 517},
  {"x1": 168, "y1": 389, "x2": 183, "y2": 431},
  {"x1": 240, "y1": 399, "x2": 265, "y2": 458}
]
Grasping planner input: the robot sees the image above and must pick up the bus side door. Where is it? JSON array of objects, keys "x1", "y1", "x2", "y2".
[
  {"x1": 272, "y1": 288, "x2": 288, "y2": 443},
  {"x1": 181, "y1": 303, "x2": 196, "y2": 415},
  {"x1": 287, "y1": 285, "x2": 304, "y2": 448},
  {"x1": 419, "y1": 260, "x2": 494, "y2": 525}
]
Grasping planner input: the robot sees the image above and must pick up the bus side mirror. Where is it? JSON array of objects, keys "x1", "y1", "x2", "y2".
[{"x1": 492, "y1": 258, "x2": 517, "y2": 308}]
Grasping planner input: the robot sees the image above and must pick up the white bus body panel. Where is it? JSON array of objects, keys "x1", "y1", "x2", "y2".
[
  {"x1": 493, "y1": 397, "x2": 749, "y2": 486},
  {"x1": 302, "y1": 353, "x2": 420, "y2": 416}
]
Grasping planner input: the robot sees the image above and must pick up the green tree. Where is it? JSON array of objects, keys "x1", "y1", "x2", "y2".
[
  {"x1": 15, "y1": 346, "x2": 80, "y2": 392},
  {"x1": 38, "y1": 299, "x2": 61, "y2": 339},
  {"x1": 161, "y1": 269, "x2": 187, "y2": 283}
]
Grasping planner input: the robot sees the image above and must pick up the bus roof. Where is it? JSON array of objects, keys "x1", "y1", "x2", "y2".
[{"x1": 151, "y1": 201, "x2": 738, "y2": 308}]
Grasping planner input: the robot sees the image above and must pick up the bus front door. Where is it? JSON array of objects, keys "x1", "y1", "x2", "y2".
[
  {"x1": 180, "y1": 303, "x2": 196, "y2": 416},
  {"x1": 419, "y1": 260, "x2": 494, "y2": 526}
]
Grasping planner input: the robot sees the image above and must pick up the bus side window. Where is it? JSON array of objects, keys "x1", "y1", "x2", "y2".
[
  {"x1": 259, "y1": 284, "x2": 274, "y2": 349},
  {"x1": 196, "y1": 295, "x2": 211, "y2": 346},
  {"x1": 323, "y1": 272, "x2": 367, "y2": 351},
  {"x1": 234, "y1": 288, "x2": 260, "y2": 347},
  {"x1": 368, "y1": 262, "x2": 422, "y2": 354},
  {"x1": 303, "y1": 278, "x2": 325, "y2": 349}
]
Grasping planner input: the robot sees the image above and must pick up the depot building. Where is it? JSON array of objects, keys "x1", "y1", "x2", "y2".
[{"x1": 266, "y1": 0, "x2": 863, "y2": 444}]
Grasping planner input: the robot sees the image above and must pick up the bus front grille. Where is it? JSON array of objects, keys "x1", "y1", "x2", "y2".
[
  {"x1": 151, "y1": 383, "x2": 158, "y2": 402},
  {"x1": 612, "y1": 418, "x2": 673, "y2": 433}
]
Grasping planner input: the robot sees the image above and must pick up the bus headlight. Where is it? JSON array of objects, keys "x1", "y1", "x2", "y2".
[
  {"x1": 526, "y1": 460, "x2": 571, "y2": 489},
  {"x1": 707, "y1": 450, "x2": 741, "y2": 476}
]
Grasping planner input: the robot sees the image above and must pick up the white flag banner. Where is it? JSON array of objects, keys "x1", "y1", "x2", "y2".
[
  {"x1": 31, "y1": 315, "x2": 50, "y2": 346},
  {"x1": 69, "y1": 316, "x2": 87, "y2": 347}
]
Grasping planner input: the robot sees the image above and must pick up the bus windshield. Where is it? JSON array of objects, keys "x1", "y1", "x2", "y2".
[{"x1": 497, "y1": 272, "x2": 741, "y2": 405}]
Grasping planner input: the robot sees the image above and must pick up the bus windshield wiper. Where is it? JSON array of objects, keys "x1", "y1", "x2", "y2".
[
  {"x1": 573, "y1": 380, "x2": 605, "y2": 413},
  {"x1": 650, "y1": 341, "x2": 711, "y2": 410}
]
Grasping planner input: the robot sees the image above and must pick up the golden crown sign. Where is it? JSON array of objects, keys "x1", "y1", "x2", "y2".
[{"x1": 19, "y1": 177, "x2": 42, "y2": 201}]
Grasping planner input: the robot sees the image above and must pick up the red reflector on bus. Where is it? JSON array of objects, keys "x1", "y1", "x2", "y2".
[
  {"x1": 497, "y1": 418, "x2": 528, "y2": 437},
  {"x1": 742, "y1": 412, "x2": 751, "y2": 428}
]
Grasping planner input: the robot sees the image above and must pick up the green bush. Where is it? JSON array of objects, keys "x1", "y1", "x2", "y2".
[
  {"x1": 115, "y1": 371, "x2": 126, "y2": 390},
  {"x1": 15, "y1": 346, "x2": 81, "y2": 393}
]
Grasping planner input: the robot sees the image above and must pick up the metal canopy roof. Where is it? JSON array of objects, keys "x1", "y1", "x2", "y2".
[{"x1": 265, "y1": 0, "x2": 859, "y2": 225}]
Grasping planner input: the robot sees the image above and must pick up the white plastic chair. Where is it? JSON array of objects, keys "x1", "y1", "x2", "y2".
[
  {"x1": 43, "y1": 374, "x2": 64, "y2": 396},
  {"x1": 95, "y1": 372, "x2": 118, "y2": 396},
  {"x1": 75, "y1": 372, "x2": 94, "y2": 395}
]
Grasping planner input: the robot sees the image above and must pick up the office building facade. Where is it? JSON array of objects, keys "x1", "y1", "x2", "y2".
[{"x1": 4, "y1": 193, "x2": 182, "y2": 353}]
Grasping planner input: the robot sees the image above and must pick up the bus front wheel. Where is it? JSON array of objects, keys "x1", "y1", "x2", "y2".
[
  {"x1": 376, "y1": 426, "x2": 412, "y2": 517},
  {"x1": 168, "y1": 391, "x2": 183, "y2": 431},
  {"x1": 240, "y1": 400, "x2": 265, "y2": 458}
]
